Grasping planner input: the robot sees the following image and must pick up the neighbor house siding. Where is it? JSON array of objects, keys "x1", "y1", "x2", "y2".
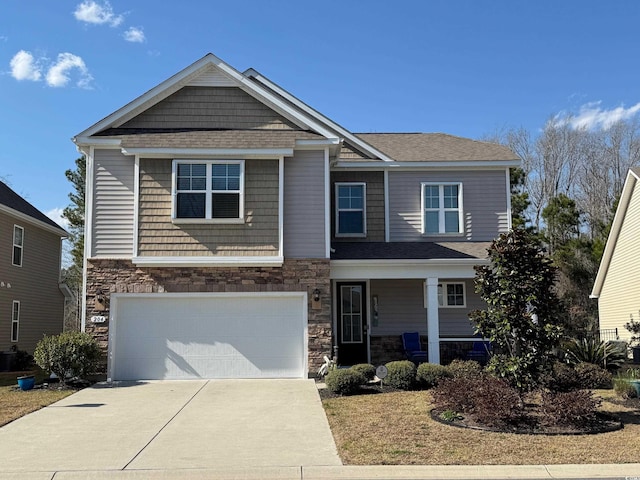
[
  {"x1": 388, "y1": 170, "x2": 508, "y2": 242},
  {"x1": 283, "y1": 150, "x2": 326, "y2": 258},
  {"x1": 369, "y1": 279, "x2": 479, "y2": 338},
  {"x1": 599, "y1": 182, "x2": 640, "y2": 342},
  {"x1": 120, "y1": 86, "x2": 297, "y2": 130},
  {"x1": 331, "y1": 171, "x2": 385, "y2": 242},
  {"x1": 137, "y1": 159, "x2": 279, "y2": 256},
  {"x1": 0, "y1": 212, "x2": 64, "y2": 353},
  {"x1": 91, "y1": 149, "x2": 135, "y2": 258}
]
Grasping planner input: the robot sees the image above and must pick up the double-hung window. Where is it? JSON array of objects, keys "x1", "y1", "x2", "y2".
[
  {"x1": 11, "y1": 301, "x2": 19, "y2": 342},
  {"x1": 438, "y1": 282, "x2": 466, "y2": 307},
  {"x1": 173, "y1": 160, "x2": 244, "y2": 222},
  {"x1": 335, "y1": 183, "x2": 366, "y2": 237},
  {"x1": 422, "y1": 183, "x2": 463, "y2": 235},
  {"x1": 12, "y1": 225, "x2": 23, "y2": 267}
]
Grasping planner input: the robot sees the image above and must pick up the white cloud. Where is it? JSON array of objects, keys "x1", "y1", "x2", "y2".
[
  {"x1": 9, "y1": 50, "x2": 42, "y2": 81},
  {"x1": 45, "y1": 208, "x2": 70, "y2": 230},
  {"x1": 123, "y1": 26, "x2": 145, "y2": 43},
  {"x1": 0, "y1": 35, "x2": 8, "y2": 42},
  {"x1": 74, "y1": 0, "x2": 123, "y2": 27},
  {"x1": 46, "y1": 53, "x2": 93, "y2": 89},
  {"x1": 555, "y1": 101, "x2": 640, "y2": 131}
]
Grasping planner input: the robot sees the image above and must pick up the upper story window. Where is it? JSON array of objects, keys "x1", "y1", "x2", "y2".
[
  {"x1": 438, "y1": 282, "x2": 466, "y2": 308},
  {"x1": 173, "y1": 160, "x2": 244, "y2": 222},
  {"x1": 335, "y1": 183, "x2": 366, "y2": 237},
  {"x1": 12, "y1": 225, "x2": 23, "y2": 267},
  {"x1": 422, "y1": 183, "x2": 463, "y2": 235}
]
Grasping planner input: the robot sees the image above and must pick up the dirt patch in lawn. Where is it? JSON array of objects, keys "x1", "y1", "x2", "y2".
[{"x1": 321, "y1": 389, "x2": 640, "y2": 465}]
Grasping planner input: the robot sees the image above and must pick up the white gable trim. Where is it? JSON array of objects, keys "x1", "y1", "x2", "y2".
[{"x1": 591, "y1": 169, "x2": 640, "y2": 298}]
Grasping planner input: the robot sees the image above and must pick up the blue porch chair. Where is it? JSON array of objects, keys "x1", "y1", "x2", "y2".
[{"x1": 402, "y1": 332, "x2": 428, "y2": 365}]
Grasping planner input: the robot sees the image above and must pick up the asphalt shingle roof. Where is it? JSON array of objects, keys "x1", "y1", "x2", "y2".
[{"x1": 0, "y1": 181, "x2": 67, "y2": 233}]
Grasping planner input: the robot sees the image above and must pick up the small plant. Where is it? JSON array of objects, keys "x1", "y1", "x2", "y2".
[
  {"x1": 575, "y1": 362, "x2": 613, "y2": 389},
  {"x1": 351, "y1": 363, "x2": 376, "y2": 383},
  {"x1": 540, "y1": 390, "x2": 601, "y2": 426},
  {"x1": 385, "y1": 360, "x2": 417, "y2": 390},
  {"x1": 563, "y1": 338, "x2": 626, "y2": 371},
  {"x1": 447, "y1": 359, "x2": 482, "y2": 379},
  {"x1": 416, "y1": 363, "x2": 451, "y2": 389},
  {"x1": 34, "y1": 332, "x2": 101, "y2": 385},
  {"x1": 324, "y1": 368, "x2": 365, "y2": 395},
  {"x1": 625, "y1": 311, "x2": 640, "y2": 346},
  {"x1": 439, "y1": 409, "x2": 463, "y2": 422}
]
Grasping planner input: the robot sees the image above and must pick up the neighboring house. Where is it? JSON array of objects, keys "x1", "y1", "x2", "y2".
[
  {"x1": 0, "y1": 181, "x2": 67, "y2": 356},
  {"x1": 591, "y1": 168, "x2": 640, "y2": 343},
  {"x1": 74, "y1": 53, "x2": 519, "y2": 381}
]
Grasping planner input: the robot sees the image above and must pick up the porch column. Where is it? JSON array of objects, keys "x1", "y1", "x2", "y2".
[{"x1": 426, "y1": 277, "x2": 440, "y2": 364}]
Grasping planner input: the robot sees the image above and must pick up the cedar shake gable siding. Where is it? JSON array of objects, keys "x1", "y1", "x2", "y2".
[{"x1": 138, "y1": 158, "x2": 279, "y2": 257}]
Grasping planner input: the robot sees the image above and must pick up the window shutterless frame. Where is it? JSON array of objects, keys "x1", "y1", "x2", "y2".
[
  {"x1": 421, "y1": 182, "x2": 463, "y2": 235},
  {"x1": 11, "y1": 300, "x2": 19, "y2": 342},
  {"x1": 424, "y1": 281, "x2": 466, "y2": 308},
  {"x1": 172, "y1": 160, "x2": 244, "y2": 223},
  {"x1": 12, "y1": 225, "x2": 24, "y2": 267},
  {"x1": 335, "y1": 182, "x2": 367, "y2": 237}
]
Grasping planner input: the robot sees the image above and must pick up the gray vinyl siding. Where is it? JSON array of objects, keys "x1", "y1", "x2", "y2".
[
  {"x1": 599, "y1": 180, "x2": 640, "y2": 342},
  {"x1": 0, "y1": 212, "x2": 64, "y2": 353},
  {"x1": 137, "y1": 159, "x2": 279, "y2": 256},
  {"x1": 120, "y1": 87, "x2": 297, "y2": 130},
  {"x1": 283, "y1": 150, "x2": 326, "y2": 258},
  {"x1": 369, "y1": 279, "x2": 480, "y2": 338},
  {"x1": 388, "y1": 170, "x2": 508, "y2": 242},
  {"x1": 331, "y1": 171, "x2": 385, "y2": 242},
  {"x1": 91, "y1": 149, "x2": 135, "y2": 258}
]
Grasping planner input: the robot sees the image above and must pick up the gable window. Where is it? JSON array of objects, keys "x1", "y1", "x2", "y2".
[
  {"x1": 335, "y1": 183, "x2": 366, "y2": 237},
  {"x1": 173, "y1": 160, "x2": 244, "y2": 222},
  {"x1": 421, "y1": 183, "x2": 463, "y2": 234},
  {"x1": 438, "y1": 282, "x2": 466, "y2": 308},
  {"x1": 11, "y1": 301, "x2": 19, "y2": 342},
  {"x1": 12, "y1": 225, "x2": 23, "y2": 267}
]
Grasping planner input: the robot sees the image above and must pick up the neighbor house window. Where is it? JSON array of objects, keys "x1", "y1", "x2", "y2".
[
  {"x1": 12, "y1": 225, "x2": 23, "y2": 267},
  {"x1": 335, "y1": 183, "x2": 366, "y2": 237},
  {"x1": 173, "y1": 160, "x2": 244, "y2": 221},
  {"x1": 438, "y1": 282, "x2": 466, "y2": 307},
  {"x1": 11, "y1": 301, "x2": 19, "y2": 342},
  {"x1": 421, "y1": 183, "x2": 463, "y2": 234}
]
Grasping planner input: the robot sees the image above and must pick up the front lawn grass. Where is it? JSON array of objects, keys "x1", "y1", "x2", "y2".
[
  {"x1": 0, "y1": 370, "x2": 74, "y2": 427},
  {"x1": 322, "y1": 389, "x2": 640, "y2": 465}
]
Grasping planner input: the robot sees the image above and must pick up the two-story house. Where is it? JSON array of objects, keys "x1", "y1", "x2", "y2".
[
  {"x1": 74, "y1": 53, "x2": 519, "y2": 381},
  {"x1": 0, "y1": 181, "x2": 67, "y2": 359}
]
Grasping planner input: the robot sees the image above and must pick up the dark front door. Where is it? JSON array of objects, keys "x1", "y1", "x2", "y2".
[{"x1": 336, "y1": 282, "x2": 368, "y2": 365}]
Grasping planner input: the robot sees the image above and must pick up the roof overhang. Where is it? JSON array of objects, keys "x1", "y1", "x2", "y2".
[
  {"x1": 591, "y1": 169, "x2": 640, "y2": 298},
  {"x1": 0, "y1": 204, "x2": 68, "y2": 237}
]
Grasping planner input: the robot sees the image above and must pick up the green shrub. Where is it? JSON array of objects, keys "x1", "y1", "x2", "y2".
[
  {"x1": 432, "y1": 374, "x2": 522, "y2": 428},
  {"x1": 564, "y1": 338, "x2": 626, "y2": 371},
  {"x1": 351, "y1": 363, "x2": 376, "y2": 383},
  {"x1": 541, "y1": 390, "x2": 601, "y2": 426},
  {"x1": 9, "y1": 346, "x2": 33, "y2": 371},
  {"x1": 325, "y1": 368, "x2": 365, "y2": 395},
  {"x1": 541, "y1": 361, "x2": 580, "y2": 392},
  {"x1": 447, "y1": 359, "x2": 482, "y2": 379},
  {"x1": 34, "y1": 332, "x2": 101, "y2": 385},
  {"x1": 416, "y1": 363, "x2": 451, "y2": 389},
  {"x1": 385, "y1": 360, "x2": 417, "y2": 390},
  {"x1": 575, "y1": 362, "x2": 613, "y2": 389}
]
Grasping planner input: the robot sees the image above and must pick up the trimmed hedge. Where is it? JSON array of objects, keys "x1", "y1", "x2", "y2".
[
  {"x1": 575, "y1": 362, "x2": 613, "y2": 389},
  {"x1": 351, "y1": 363, "x2": 376, "y2": 383},
  {"x1": 447, "y1": 359, "x2": 482, "y2": 379},
  {"x1": 385, "y1": 360, "x2": 417, "y2": 390},
  {"x1": 34, "y1": 331, "x2": 101, "y2": 385},
  {"x1": 325, "y1": 368, "x2": 365, "y2": 395},
  {"x1": 417, "y1": 363, "x2": 451, "y2": 389}
]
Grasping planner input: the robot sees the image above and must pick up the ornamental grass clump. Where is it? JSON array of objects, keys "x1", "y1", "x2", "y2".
[
  {"x1": 416, "y1": 362, "x2": 451, "y2": 389},
  {"x1": 384, "y1": 360, "x2": 417, "y2": 390},
  {"x1": 325, "y1": 368, "x2": 365, "y2": 395}
]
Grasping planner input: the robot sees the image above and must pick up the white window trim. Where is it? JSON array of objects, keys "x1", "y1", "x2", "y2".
[
  {"x1": 421, "y1": 182, "x2": 463, "y2": 235},
  {"x1": 335, "y1": 182, "x2": 367, "y2": 238},
  {"x1": 12, "y1": 225, "x2": 24, "y2": 267},
  {"x1": 438, "y1": 282, "x2": 466, "y2": 308},
  {"x1": 171, "y1": 159, "x2": 245, "y2": 224},
  {"x1": 11, "y1": 300, "x2": 19, "y2": 343}
]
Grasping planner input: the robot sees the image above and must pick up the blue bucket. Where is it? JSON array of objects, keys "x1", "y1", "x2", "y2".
[
  {"x1": 17, "y1": 375, "x2": 35, "y2": 391},
  {"x1": 629, "y1": 380, "x2": 640, "y2": 397}
]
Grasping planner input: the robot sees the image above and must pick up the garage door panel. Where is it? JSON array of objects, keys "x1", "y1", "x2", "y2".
[{"x1": 110, "y1": 294, "x2": 306, "y2": 380}]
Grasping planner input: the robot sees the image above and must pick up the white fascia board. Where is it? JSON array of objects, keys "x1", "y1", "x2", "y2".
[
  {"x1": 294, "y1": 138, "x2": 341, "y2": 149},
  {"x1": 245, "y1": 69, "x2": 394, "y2": 162},
  {"x1": 73, "y1": 137, "x2": 122, "y2": 148},
  {"x1": 334, "y1": 160, "x2": 521, "y2": 169},
  {"x1": 0, "y1": 204, "x2": 68, "y2": 237},
  {"x1": 120, "y1": 147, "x2": 293, "y2": 158},
  {"x1": 591, "y1": 169, "x2": 640, "y2": 298},
  {"x1": 330, "y1": 259, "x2": 485, "y2": 280},
  {"x1": 132, "y1": 256, "x2": 284, "y2": 268}
]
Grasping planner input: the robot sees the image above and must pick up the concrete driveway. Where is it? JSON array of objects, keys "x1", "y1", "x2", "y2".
[{"x1": 0, "y1": 379, "x2": 341, "y2": 476}]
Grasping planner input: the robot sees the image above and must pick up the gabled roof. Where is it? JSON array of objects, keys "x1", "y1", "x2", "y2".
[
  {"x1": 0, "y1": 181, "x2": 67, "y2": 236},
  {"x1": 591, "y1": 168, "x2": 640, "y2": 298}
]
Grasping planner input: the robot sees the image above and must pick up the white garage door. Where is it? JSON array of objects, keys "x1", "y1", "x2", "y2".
[{"x1": 108, "y1": 293, "x2": 307, "y2": 380}]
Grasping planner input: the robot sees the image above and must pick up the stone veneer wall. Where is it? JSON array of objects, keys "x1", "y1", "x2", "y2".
[{"x1": 85, "y1": 258, "x2": 331, "y2": 376}]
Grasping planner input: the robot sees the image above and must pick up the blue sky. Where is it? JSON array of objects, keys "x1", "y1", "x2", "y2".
[{"x1": 2, "y1": 0, "x2": 640, "y2": 228}]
